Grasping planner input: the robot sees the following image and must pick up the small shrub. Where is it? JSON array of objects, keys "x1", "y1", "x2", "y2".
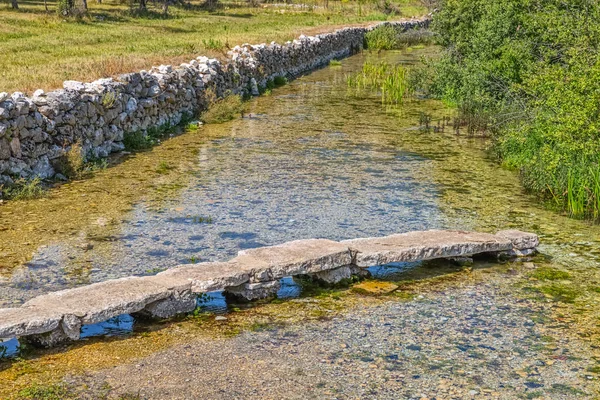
[
  {"x1": 273, "y1": 76, "x2": 287, "y2": 86},
  {"x1": 58, "y1": 142, "x2": 85, "y2": 179},
  {"x1": 2, "y1": 178, "x2": 46, "y2": 201},
  {"x1": 102, "y1": 91, "x2": 118, "y2": 108},
  {"x1": 123, "y1": 130, "x2": 152, "y2": 151},
  {"x1": 201, "y1": 95, "x2": 244, "y2": 124},
  {"x1": 375, "y1": 0, "x2": 401, "y2": 16},
  {"x1": 365, "y1": 25, "x2": 399, "y2": 50}
]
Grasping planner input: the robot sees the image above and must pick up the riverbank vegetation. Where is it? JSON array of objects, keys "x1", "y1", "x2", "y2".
[
  {"x1": 347, "y1": 61, "x2": 408, "y2": 104},
  {"x1": 0, "y1": 0, "x2": 427, "y2": 93},
  {"x1": 200, "y1": 94, "x2": 244, "y2": 124},
  {"x1": 411, "y1": 0, "x2": 600, "y2": 221}
]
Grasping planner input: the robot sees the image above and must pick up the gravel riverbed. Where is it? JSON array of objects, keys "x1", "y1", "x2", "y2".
[{"x1": 64, "y1": 267, "x2": 599, "y2": 399}]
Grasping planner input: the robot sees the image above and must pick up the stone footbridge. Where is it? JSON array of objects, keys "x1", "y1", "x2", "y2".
[{"x1": 0, "y1": 229, "x2": 538, "y2": 348}]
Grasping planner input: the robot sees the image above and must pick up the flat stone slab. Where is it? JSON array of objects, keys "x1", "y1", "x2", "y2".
[
  {"x1": 155, "y1": 262, "x2": 250, "y2": 293},
  {"x1": 0, "y1": 307, "x2": 62, "y2": 339},
  {"x1": 343, "y1": 230, "x2": 514, "y2": 267},
  {"x1": 231, "y1": 239, "x2": 355, "y2": 281},
  {"x1": 23, "y1": 277, "x2": 174, "y2": 325}
]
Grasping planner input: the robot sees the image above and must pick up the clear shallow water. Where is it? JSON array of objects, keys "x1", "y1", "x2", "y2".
[{"x1": 1, "y1": 47, "x2": 600, "y2": 310}]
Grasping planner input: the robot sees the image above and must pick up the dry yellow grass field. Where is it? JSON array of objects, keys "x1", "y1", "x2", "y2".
[{"x1": 0, "y1": 0, "x2": 426, "y2": 93}]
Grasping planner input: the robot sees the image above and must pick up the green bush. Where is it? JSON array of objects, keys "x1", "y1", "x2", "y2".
[
  {"x1": 365, "y1": 25, "x2": 399, "y2": 50},
  {"x1": 414, "y1": 0, "x2": 600, "y2": 220}
]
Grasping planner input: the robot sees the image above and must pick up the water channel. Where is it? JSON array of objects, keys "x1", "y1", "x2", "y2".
[{"x1": 0, "y1": 47, "x2": 599, "y2": 317}]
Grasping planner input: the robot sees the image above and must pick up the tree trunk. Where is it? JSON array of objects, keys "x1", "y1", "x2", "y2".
[
  {"x1": 44, "y1": 0, "x2": 48, "y2": 11},
  {"x1": 11, "y1": 0, "x2": 18, "y2": 9},
  {"x1": 82, "y1": 0, "x2": 88, "y2": 9},
  {"x1": 162, "y1": 0, "x2": 168, "y2": 15},
  {"x1": 139, "y1": 0, "x2": 146, "y2": 10}
]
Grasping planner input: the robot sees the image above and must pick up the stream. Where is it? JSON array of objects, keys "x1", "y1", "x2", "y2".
[{"x1": 1, "y1": 47, "x2": 599, "y2": 312}]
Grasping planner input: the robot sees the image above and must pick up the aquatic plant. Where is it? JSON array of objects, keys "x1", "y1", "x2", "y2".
[
  {"x1": 530, "y1": 267, "x2": 571, "y2": 281},
  {"x1": 17, "y1": 383, "x2": 72, "y2": 400},
  {"x1": 155, "y1": 161, "x2": 174, "y2": 174},
  {"x1": 201, "y1": 94, "x2": 244, "y2": 124},
  {"x1": 365, "y1": 25, "x2": 433, "y2": 51},
  {"x1": 347, "y1": 61, "x2": 408, "y2": 105}
]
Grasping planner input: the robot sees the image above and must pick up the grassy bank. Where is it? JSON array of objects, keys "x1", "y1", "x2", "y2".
[
  {"x1": 0, "y1": 0, "x2": 426, "y2": 93},
  {"x1": 410, "y1": 0, "x2": 600, "y2": 221}
]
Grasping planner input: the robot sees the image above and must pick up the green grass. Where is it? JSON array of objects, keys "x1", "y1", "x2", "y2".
[
  {"x1": 329, "y1": 59, "x2": 342, "y2": 66},
  {"x1": 0, "y1": 0, "x2": 426, "y2": 94},
  {"x1": 201, "y1": 94, "x2": 244, "y2": 124},
  {"x1": 347, "y1": 60, "x2": 408, "y2": 104}
]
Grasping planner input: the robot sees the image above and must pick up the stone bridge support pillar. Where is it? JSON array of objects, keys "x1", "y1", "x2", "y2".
[
  {"x1": 224, "y1": 280, "x2": 281, "y2": 302},
  {"x1": 311, "y1": 265, "x2": 370, "y2": 285}
]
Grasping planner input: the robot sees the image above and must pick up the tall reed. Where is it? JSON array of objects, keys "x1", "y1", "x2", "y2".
[{"x1": 347, "y1": 61, "x2": 407, "y2": 105}]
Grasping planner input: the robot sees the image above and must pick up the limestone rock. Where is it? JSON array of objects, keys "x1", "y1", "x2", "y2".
[
  {"x1": 63, "y1": 80, "x2": 86, "y2": 92},
  {"x1": 352, "y1": 281, "x2": 399, "y2": 296},
  {"x1": 225, "y1": 280, "x2": 281, "y2": 302},
  {"x1": 312, "y1": 265, "x2": 369, "y2": 284},
  {"x1": 343, "y1": 230, "x2": 513, "y2": 267},
  {"x1": 136, "y1": 290, "x2": 197, "y2": 319},
  {"x1": 495, "y1": 230, "x2": 539, "y2": 250},
  {"x1": 232, "y1": 239, "x2": 354, "y2": 281}
]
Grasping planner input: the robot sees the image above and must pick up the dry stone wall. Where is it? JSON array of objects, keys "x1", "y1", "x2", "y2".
[{"x1": 0, "y1": 19, "x2": 428, "y2": 185}]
